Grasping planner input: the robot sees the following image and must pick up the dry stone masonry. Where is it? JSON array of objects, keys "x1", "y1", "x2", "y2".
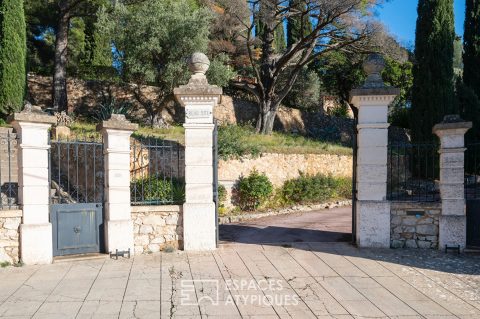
[
  {"x1": 132, "y1": 205, "x2": 183, "y2": 254},
  {"x1": 219, "y1": 153, "x2": 352, "y2": 187},
  {"x1": 390, "y1": 203, "x2": 441, "y2": 249},
  {"x1": 0, "y1": 210, "x2": 21, "y2": 263}
]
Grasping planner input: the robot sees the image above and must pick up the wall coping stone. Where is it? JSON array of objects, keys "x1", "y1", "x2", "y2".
[
  {"x1": 131, "y1": 205, "x2": 182, "y2": 213},
  {"x1": 350, "y1": 87, "x2": 400, "y2": 98},
  {"x1": 0, "y1": 210, "x2": 22, "y2": 218},
  {"x1": 391, "y1": 202, "x2": 442, "y2": 210}
]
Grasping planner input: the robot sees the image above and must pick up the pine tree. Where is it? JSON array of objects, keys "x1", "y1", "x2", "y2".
[
  {"x1": 463, "y1": 0, "x2": 480, "y2": 95},
  {"x1": 287, "y1": 0, "x2": 312, "y2": 47},
  {"x1": 411, "y1": 0, "x2": 455, "y2": 142},
  {"x1": 0, "y1": 0, "x2": 27, "y2": 115}
]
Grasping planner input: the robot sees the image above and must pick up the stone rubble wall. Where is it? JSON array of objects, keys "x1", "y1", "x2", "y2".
[
  {"x1": 219, "y1": 153, "x2": 352, "y2": 187},
  {"x1": 390, "y1": 202, "x2": 441, "y2": 249},
  {"x1": 0, "y1": 210, "x2": 21, "y2": 263},
  {"x1": 219, "y1": 153, "x2": 352, "y2": 207},
  {"x1": 131, "y1": 205, "x2": 183, "y2": 254}
]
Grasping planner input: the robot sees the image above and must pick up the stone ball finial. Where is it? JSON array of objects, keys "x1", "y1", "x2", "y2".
[
  {"x1": 362, "y1": 53, "x2": 385, "y2": 88},
  {"x1": 188, "y1": 52, "x2": 210, "y2": 75}
]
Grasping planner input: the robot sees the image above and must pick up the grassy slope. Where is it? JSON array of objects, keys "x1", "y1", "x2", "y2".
[{"x1": 68, "y1": 122, "x2": 352, "y2": 156}]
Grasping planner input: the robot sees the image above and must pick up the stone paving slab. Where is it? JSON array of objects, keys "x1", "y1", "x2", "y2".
[{"x1": 0, "y1": 243, "x2": 479, "y2": 318}]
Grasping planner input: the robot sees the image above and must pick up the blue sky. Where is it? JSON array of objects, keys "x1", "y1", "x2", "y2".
[{"x1": 377, "y1": 0, "x2": 465, "y2": 47}]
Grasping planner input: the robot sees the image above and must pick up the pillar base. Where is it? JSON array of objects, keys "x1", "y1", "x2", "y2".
[
  {"x1": 356, "y1": 200, "x2": 390, "y2": 248},
  {"x1": 439, "y1": 215, "x2": 466, "y2": 251},
  {"x1": 106, "y1": 220, "x2": 134, "y2": 253},
  {"x1": 20, "y1": 223, "x2": 53, "y2": 265},
  {"x1": 183, "y1": 202, "x2": 216, "y2": 251}
]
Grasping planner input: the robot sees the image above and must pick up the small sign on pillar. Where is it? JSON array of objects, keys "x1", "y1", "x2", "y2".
[{"x1": 174, "y1": 52, "x2": 222, "y2": 251}]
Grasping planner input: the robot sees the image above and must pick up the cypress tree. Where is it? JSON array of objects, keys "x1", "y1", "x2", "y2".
[
  {"x1": 287, "y1": 0, "x2": 312, "y2": 47},
  {"x1": 254, "y1": 7, "x2": 286, "y2": 53},
  {"x1": 274, "y1": 22, "x2": 286, "y2": 53},
  {"x1": 0, "y1": 0, "x2": 27, "y2": 115},
  {"x1": 463, "y1": 0, "x2": 480, "y2": 95},
  {"x1": 411, "y1": 0, "x2": 455, "y2": 142}
]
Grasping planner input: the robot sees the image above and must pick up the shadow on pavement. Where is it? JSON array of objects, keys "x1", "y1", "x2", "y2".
[
  {"x1": 219, "y1": 224, "x2": 351, "y2": 244},
  {"x1": 220, "y1": 225, "x2": 480, "y2": 276}
]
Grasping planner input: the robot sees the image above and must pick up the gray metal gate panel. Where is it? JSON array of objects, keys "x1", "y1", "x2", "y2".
[
  {"x1": 51, "y1": 203, "x2": 104, "y2": 256},
  {"x1": 213, "y1": 122, "x2": 219, "y2": 247},
  {"x1": 467, "y1": 199, "x2": 480, "y2": 248}
]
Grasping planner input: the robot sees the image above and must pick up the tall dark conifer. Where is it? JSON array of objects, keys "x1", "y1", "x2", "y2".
[
  {"x1": 287, "y1": 0, "x2": 312, "y2": 47},
  {"x1": 463, "y1": 0, "x2": 480, "y2": 95},
  {"x1": 0, "y1": 0, "x2": 27, "y2": 114},
  {"x1": 411, "y1": 0, "x2": 455, "y2": 142},
  {"x1": 462, "y1": 0, "x2": 480, "y2": 139}
]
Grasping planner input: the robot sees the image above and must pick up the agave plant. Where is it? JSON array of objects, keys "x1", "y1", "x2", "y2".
[{"x1": 92, "y1": 97, "x2": 131, "y2": 122}]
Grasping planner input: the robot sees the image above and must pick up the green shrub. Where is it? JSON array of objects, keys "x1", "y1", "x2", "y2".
[
  {"x1": 131, "y1": 176, "x2": 185, "y2": 204},
  {"x1": 282, "y1": 173, "x2": 351, "y2": 204},
  {"x1": 328, "y1": 105, "x2": 351, "y2": 118},
  {"x1": 217, "y1": 184, "x2": 227, "y2": 206},
  {"x1": 237, "y1": 170, "x2": 273, "y2": 211},
  {"x1": 218, "y1": 125, "x2": 260, "y2": 160}
]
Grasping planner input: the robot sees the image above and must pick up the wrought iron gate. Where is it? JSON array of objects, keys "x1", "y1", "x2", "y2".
[
  {"x1": 465, "y1": 142, "x2": 480, "y2": 248},
  {"x1": 49, "y1": 137, "x2": 105, "y2": 256}
]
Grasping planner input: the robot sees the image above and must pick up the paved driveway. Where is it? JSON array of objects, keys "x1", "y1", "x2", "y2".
[
  {"x1": 220, "y1": 206, "x2": 353, "y2": 244},
  {"x1": 0, "y1": 242, "x2": 479, "y2": 318}
]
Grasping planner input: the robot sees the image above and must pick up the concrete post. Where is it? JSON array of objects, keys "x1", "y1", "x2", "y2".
[
  {"x1": 174, "y1": 52, "x2": 222, "y2": 251},
  {"x1": 433, "y1": 115, "x2": 472, "y2": 250},
  {"x1": 10, "y1": 107, "x2": 56, "y2": 264},
  {"x1": 97, "y1": 115, "x2": 138, "y2": 254},
  {"x1": 350, "y1": 54, "x2": 399, "y2": 248}
]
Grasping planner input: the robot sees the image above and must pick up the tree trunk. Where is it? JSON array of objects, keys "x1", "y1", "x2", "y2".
[
  {"x1": 53, "y1": 12, "x2": 70, "y2": 112},
  {"x1": 256, "y1": 98, "x2": 280, "y2": 134}
]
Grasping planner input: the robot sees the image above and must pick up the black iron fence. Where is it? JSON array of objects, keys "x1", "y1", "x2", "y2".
[
  {"x1": 465, "y1": 142, "x2": 480, "y2": 200},
  {"x1": 130, "y1": 137, "x2": 184, "y2": 205},
  {"x1": 387, "y1": 142, "x2": 440, "y2": 202},
  {"x1": 0, "y1": 130, "x2": 18, "y2": 210},
  {"x1": 49, "y1": 136, "x2": 104, "y2": 204}
]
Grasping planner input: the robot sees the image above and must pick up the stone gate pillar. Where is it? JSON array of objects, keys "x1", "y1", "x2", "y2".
[
  {"x1": 97, "y1": 115, "x2": 138, "y2": 254},
  {"x1": 433, "y1": 115, "x2": 471, "y2": 251},
  {"x1": 350, "y1": 54, "x2": 399, "y2": 248},
  {"x1": 10, "y1": 107, "x2": 56, "y2": 264},
  {"x1": 174, "y1": 52, "x2": 222, "y2": 251}
]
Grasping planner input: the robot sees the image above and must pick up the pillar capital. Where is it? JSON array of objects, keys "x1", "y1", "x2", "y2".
[
  {"x1": 96, "y1": 114, "x2": 138, "y2": 133},
  {"x1": 433, "y1": 115, "x2": 472, "y2": 149},
  {"x1": 174, "y1": 53, "x2": 222, "y2": 126},
  {"x1": 9, "y1": 105, "x2": 56, "y2": 127}
]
